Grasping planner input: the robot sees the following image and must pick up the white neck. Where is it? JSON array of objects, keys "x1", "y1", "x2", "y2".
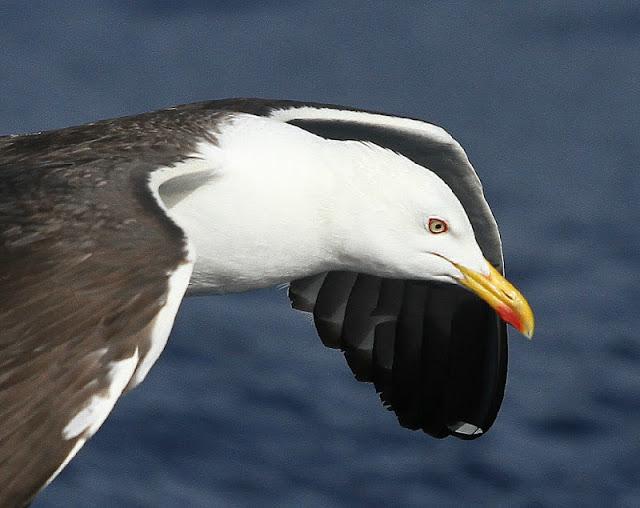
[{"x1": 150, "y1": 113, "x2": 441, "y2": 294}]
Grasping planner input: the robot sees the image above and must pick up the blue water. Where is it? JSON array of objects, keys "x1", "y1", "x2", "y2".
[{"x1": 2, "y1": 1, "x2": 639, "y2": 506}]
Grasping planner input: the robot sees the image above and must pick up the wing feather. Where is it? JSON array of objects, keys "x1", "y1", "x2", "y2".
[
  {"x1": 0, "y1": 115, "x2": 201, "y2": 504},
  {"x1": 310, "y1": 271, "x2": 357, "y2": 348},
  {"x1": 341, "y1": 274, "x2": 381, "y2": 381}
]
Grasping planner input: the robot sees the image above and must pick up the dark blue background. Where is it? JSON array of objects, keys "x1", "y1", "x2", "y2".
[{"x1": 2, "y1": 1, "x2": 639, "y2": 506}]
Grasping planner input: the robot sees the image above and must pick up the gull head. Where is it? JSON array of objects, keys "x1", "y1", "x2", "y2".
[{"x1": 334, "y1": 145, "x2": 535, "y2": 338}]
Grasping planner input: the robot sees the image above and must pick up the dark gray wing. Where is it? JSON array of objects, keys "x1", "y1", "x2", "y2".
[
  {"x1": 280, "y1": 104, "x2": 508, "y2": 439},
  {"x1": 0, "y1": 113, "x2": 205, "y2": 505}
]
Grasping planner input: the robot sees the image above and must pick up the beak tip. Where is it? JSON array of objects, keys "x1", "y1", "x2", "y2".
[
  {"x1": 522, "y1": 308, "x2": 536, "y2": 340},
  {"x1": 518, "y1": 312, "x2": 535, "y2": 340},
  {"x1": 513, "y1": 307, "x2": 534, "y2": 340},
  {"x1": 455, "y1": 258, "x2": 535, "y2": 341}
]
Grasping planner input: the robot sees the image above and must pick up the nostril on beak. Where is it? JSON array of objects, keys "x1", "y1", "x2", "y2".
[{"x1": 501, "y1": 289, "x2": 514, "y2": 301}]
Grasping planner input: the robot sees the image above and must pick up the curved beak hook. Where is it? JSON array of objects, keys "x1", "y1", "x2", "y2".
[{"x1": 453, "y1": 259, "x2": 535, "y2": 339}]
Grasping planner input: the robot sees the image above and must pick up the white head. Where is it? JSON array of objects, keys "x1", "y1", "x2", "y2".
[
  {"x1": 329, "y1": 143, "x2": 488, "y2": 284},
  {"x1": 324, "y1": 141, "x2": 532, "y2": 337},
  {"x1": 160, "y1": 114, "x2": 534, "y2": 336}
]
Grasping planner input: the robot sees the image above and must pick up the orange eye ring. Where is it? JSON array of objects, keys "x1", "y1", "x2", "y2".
[{"x1": 428, "y1": 218, "x2": 448, "y2": 234}]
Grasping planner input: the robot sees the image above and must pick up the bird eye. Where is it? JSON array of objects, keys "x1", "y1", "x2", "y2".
[{"x1": 427, "y1": 218, "x2": 448, "y2": 234}]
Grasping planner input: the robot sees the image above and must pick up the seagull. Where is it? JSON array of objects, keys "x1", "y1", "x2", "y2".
[{"x1": 0, "y1": 98, "x2": 534, "y2": 506}]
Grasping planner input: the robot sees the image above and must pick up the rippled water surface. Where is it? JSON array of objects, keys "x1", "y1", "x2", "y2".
[{"x1": 2, "y1": 1, "x2": 639, "y2": 506}]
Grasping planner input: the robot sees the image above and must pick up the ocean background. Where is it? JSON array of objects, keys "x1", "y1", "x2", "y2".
[{"x1": 1, "y1": 1, "x2": 639, "y2": 506}]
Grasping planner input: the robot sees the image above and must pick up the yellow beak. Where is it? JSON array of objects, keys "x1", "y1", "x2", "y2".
[{"x1": 453, "y1": 259, "x2": 535, "y2": 339}]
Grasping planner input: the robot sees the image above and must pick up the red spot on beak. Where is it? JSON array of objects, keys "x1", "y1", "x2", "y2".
[{"x1": 497, "y1": 302, "x2": 522, "y2": 333}]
